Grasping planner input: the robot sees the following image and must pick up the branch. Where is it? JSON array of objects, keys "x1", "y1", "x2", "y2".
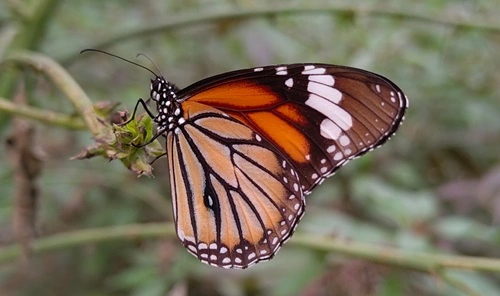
[
  {"x1": 291, "y1": 234, "x2": 500, "y2": 273},
  {"x1": 1, "y1": 223, "x2": 500, "y2": 275},
  {"x1": 63, "y1": 4, "x2": 500, "y2": 65},
  {"x1": 0, "y1": 0, "x2": 62, "y2": 96},
  {"x1": 2, "y1": 51, "x2": 100, "y2": 134},
  {"x1": 0, "y1": 96, "x2": 86, "y2": 129},
  {"x1": 5, "y1": 83, "x2": 43, "y2": 263},
  {"x1": 0, "y1": 223, "x2": 175, "y2": 264}
]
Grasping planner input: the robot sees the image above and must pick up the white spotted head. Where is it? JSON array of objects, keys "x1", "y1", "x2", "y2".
[{"x1": 150, "y1": 77, "x2": 184, "y2": 133}]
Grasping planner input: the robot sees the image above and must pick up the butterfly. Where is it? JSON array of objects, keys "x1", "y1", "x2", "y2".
[{"x1": 82, "y1": 49, "x2": 408, "y2": 269}]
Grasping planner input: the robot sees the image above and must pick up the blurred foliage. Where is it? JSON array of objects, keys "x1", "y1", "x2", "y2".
[{"x1": 1, "y1": 0, "x2": 500, "y2": 295}]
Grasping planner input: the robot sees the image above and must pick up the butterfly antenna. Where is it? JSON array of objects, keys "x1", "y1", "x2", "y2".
[
  {"x1": 136, "y1": 53, "x2": 166, "y2": 80},
  {"x1": 80, "y1": 48, "x2": 158, "y2": 77}
]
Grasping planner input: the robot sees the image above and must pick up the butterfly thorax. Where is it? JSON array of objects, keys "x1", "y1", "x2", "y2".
[{"x1": 150, "y1": 77, "x2": 184, "y2": 134}]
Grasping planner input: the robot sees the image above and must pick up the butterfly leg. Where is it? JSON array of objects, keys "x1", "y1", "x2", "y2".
[
  {"x1": 148, "y1": 151, "x2": 167, "y2": 165},
  {"x1": 119, "y1": 98, "x2": 155, "y2": 126}
]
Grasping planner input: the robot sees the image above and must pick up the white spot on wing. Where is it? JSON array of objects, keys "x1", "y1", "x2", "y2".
[
  {"x1": 334, "y1": 152, "x2": 343, "y2": 161},
  {"x1": 320, "y1": 119, "x2": 342, "y2": 140},
  {"x1": 276, "y1": 66, "x2": 287, "y2": 75},
  {"x1": 306, "y1": 95, "x2": 353, "y2": 130},
  {"x1": 254, "y1": 67, "x2": 264, "y2": 72},
  {"x1": 188, "y1": 245, "x2": 197, "y2": 253},
  {"x1": 302, "y1": 67, "x2": 326, "y2": 75},
  {"x1": 308, "y1": 75, "x2": 335, "y2": 86},
  {"x1": 307, "y1": 82, "x2": 342, "y2": 104},
  {"x1": 339, "y1": 135, "x2": 350, "y2": 146},
  {"x1": 285, "y1": 78, "x2": 294, "y2": 87},
  {"x1": 184, "y1": 235, "x2": 195, "y2": 243}
]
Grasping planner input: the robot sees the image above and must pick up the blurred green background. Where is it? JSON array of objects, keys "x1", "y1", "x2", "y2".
[{"x1": 1, "y1": 1, "x2": 500, "y2": 295}]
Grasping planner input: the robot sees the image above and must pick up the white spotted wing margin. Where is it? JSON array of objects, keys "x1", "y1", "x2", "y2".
[
  {"x1": 276, "y1": 64, "x2": 408, "y2": 194},
  {"x1": 166, "y1": 108, "x2": 305, "y2": 269},
  {"x1": 177, "y1": 63, "x2": 408, "y2": 196}
]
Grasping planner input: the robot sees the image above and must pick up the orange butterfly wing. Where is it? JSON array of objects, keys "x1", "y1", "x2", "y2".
[
  {"x1": 181, "y1": 64, "x2": 407, "y2": 194},
  {"x1": 150, "y1": 63, "x2": 407, "y2": 269},
  {"x1": 167, "y1": 103, "x2": 304, "y2": 268}
]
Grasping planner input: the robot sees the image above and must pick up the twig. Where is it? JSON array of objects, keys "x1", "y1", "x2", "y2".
[
  {"x1": 0, "y1": 96, "x2": 86, "y2": 129},
  {"x1": 5, "y1": 82, "x2": 43, "y2": 263},
  {"x1": 0, "y1": 223, "x2": 175, "y2": 264},
  {"x1": 0, "y1": 0, "x2": 62, "y2": 97},
  {"x1": 290, "y1": 234, "x2": 500, "y2": 273},
  {"x1": 62, "y1": 4, "x2": 500, "y2": 65},
  {"x1": 2, "y1": 51, "x2": 101, "y2": 134},
  {"x1": 1, "y1": 223, "x2": 500, "y2": 275}
]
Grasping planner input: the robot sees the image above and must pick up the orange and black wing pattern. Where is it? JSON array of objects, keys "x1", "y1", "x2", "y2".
[
  {"x1": 148, "y1": 63, "x2": 408, "y2": 269},
  {"x1": 166, "y1": 103, "x2": 304, "y2": 268},
  {"x1": 179, "y1": 64, "x2": 408, "y2": 194}
]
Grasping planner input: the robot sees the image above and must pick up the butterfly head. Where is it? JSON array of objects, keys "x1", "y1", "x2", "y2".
[{"x1": 150, "y1": 77, "x2": 184, "y2": 134}]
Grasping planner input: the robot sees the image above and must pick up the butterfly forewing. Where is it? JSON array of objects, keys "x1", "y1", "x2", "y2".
[
  {"x1": 181, "y1": 64, "x2": 408, "y2": 194},
  {"x1": 167, "y1": 102, "x2": 305, "y2": 269}
]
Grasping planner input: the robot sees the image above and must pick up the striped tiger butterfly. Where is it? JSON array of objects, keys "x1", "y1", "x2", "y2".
[{"x1": 82, "y1": 49, "x2": 408, "y2": 269}]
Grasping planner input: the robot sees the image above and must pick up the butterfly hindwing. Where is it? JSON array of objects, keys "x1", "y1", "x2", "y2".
[{"x1": 167, "y1": 102, "x2": 305, "y2": 269}]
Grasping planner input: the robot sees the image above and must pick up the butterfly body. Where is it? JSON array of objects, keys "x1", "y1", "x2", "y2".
[{"x1": 145, "y1": 63, "x2": 407, "y2": 269}]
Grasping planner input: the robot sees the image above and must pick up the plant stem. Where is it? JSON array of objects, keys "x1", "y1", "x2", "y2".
[
  {"x1": 0, "y1": 0, "x2": 62, "y2": 99},
  {"x1": 3, "y1": 51, "x2": 100, "y2": 134},
  {"x1": 0, "y1": 97, "x2": 86, "y2": 129},
  {"x1": 63, "y1": 4, "x2": 500, "y2": 65},
  {"x1": 1, "y1": 223, "x2": 500, "y2": 276},
  {"x1": 291, "y1": 233, "x2": 500, "y2": 273}
]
